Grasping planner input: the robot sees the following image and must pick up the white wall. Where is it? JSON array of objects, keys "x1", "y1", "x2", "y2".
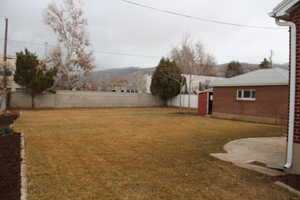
[
  {"x1": 167, "y1": 94, "x2": 198, "y2": 108},
  {"x1": 182, "y1": 74, "x2": 225, "y2": 94},
  {"x1": 11, "y1": 91, "x2": 164, "y2": 109},
  {"x1": 144, "y1": 74, "x2": 225, "y2": 94}
]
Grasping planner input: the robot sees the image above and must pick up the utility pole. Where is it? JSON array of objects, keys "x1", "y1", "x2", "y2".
[
  {"x1": 3, "y1": 18, "x2": 8, "y2": 86},
  {"x1": 269, "y1": 50, "x2": 274, "y2": 68},
  {"x1": 3, "y1": 18, "x2": 8, "y2": 62},
  {"x1": 44, "y1": 42, "x2": 48, "y2": 60},
  {"x1": 3, "y1": 17, "x2": 9, "y2": 110}
]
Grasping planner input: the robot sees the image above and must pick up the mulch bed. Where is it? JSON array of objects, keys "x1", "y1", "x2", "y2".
[
  {"x1": 0, "y1": 133, "x2": 21, "y2": 200},
  {"x1": 274, "y1": 174, "x2": 300, "y2": 192}
]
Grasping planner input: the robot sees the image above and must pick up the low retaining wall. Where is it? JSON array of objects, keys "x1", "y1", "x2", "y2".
[
  {"x1": 21, "y1": 133, "x2": 27, "y2": 200},
  {"x1": 11, "y1": 91, "x2": 164, "y2": 109}
]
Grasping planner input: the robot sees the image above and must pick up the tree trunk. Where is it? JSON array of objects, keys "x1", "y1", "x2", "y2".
[
  {"x1": 31, "y1": 94, "x2": 35, "y2": 109},
  {"x1": 164, "y1": 99, "x2": 168, "y2": 107}
]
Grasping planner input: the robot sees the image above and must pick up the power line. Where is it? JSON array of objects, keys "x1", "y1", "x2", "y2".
[
  {"x1": 93, "y1": 50, "x2": 160, "y2": 58},
  {"x1": 120, "y1": 0, "x2": 286, "y2": 30},
  {"x1": 0, "y1": 38, "x2": 56, "y2": 47},
  {"x1": 0, "y1": 38, "x2": 161, "y2": 59}
]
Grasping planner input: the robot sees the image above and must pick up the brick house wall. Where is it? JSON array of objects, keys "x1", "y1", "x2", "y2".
[
  {"x1": 290, "y1": 8, "x2": 300, "y2": 144},
  {"x1": 212, "y1": 85, "x2": 289, "y2": 124}
]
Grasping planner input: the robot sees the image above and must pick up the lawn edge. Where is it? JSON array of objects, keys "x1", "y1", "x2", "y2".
[
  {"x1": 21, "y1": 133, "x2": 27, "y2": 200},
  {"x1": 275, "y1": 181, "x2": 300, "y2": 197}
]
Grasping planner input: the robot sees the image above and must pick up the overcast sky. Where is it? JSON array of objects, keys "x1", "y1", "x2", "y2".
[{"x1": 0, "y1": 0, "x2": 289, "y2": 70}]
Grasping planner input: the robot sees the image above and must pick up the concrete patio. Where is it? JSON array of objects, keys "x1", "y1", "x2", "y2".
[{"x1": 211, "y1": 137, "x2": 287, "y2": 176}]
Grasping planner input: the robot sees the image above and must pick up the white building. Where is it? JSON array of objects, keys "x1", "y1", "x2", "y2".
[
  {"x1": 0, "y1": 56, "x2": 24, "y2": 92},
  {"x1": 182, "y1": 74, "x2": 225, "y2": 94},
  {"x1": 145, "y1": 74, "x2": 225, "y2": 94}
]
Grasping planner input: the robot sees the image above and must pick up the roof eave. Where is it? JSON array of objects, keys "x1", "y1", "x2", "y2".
[
  {"x1": 269, "y1": 11, "x2": 289, "y2": 19},
  {"x1": 270, "y1": 0, "x2": 300, "y2": 19}
]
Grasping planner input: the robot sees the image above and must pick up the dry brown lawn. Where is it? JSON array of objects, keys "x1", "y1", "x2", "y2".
[{"x1": 14, "y1": 108, "x2": 295, "y2": 200}]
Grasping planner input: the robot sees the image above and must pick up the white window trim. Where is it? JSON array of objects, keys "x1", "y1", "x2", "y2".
[{"x1": 236, "y1": 89, "x2": 256, "y2": 101}]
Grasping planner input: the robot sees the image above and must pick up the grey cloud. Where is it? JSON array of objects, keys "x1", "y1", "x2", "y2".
[{"x1": 0, "y1": 0, "x2": 289, "y2": 70}]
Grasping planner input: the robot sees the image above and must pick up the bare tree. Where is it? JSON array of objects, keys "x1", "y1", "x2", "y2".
[
  {"x1": 44, "y1": 0, "x2": 95, "y2": 90},
  {"x1": 170, "y1": 35, "x2": 217, "y2": 111},
  {"x1": 133, "y1": 72, "x2": 147, "y2": 93},
  {"x1": 170, "y1": 35, "x2": 216, "y2": 76}
]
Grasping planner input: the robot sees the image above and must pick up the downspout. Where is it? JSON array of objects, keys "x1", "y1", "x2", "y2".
[{"x1": 275, "y1": 18, "x2": 296, "y2": 169}]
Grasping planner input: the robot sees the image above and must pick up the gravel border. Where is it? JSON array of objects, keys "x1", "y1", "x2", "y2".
[{"x1": 20, "y1": 133, "x2": 27, "y2": 200}]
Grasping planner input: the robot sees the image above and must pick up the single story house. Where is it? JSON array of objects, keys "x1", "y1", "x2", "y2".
[
  {"x1": 112, "y1": 86, "x2": 138, "y2": 93},
  {"x1": 270, "y1": 0, "x2": 300, "y2": 174},
  {"x1": 210, "y1": 68, "x2": 289, "y2": 125}
]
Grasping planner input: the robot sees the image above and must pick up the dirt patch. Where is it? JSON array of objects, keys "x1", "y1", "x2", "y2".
[
  {"x1": 0, "y1": 133, "x2": 21, "y2": 200},
  {"x1": 274, "y1": 174, "x2": 300, "y2": 192}
]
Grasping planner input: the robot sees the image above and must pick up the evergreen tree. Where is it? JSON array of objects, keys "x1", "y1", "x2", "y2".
[
  {"x1": 14, "y1": 49, "x2": 57, "y2": 108},
  {"x1": 225, "y1": 61, "x2": 243, "y2": 78},
  {"x1": 151, "y1": 58, "x2": 184, "y2": 104},
  {"x1": 259, "y1": 58, "x2": 271, "y2": 69}
]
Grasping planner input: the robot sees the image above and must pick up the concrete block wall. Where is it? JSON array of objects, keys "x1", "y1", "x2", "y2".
[{"x1": 10, "y1": 91, "x2": 164, "y2": 109}]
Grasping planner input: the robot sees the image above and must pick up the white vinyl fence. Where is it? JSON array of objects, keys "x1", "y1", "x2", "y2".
[{"x1": 167, "y1": 94, "x2": 198, "y2": 108}]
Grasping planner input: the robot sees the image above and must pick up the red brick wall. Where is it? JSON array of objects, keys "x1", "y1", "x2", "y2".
[
  {"x1": 290, "y1": 9, "x2": 300, "y2": 144},
  {"x1": 213, "y1": 86, "x2": 288, "y2": 120},
  {"x1": 198, "y1": 93, "x2": 208, "y2": 115}
]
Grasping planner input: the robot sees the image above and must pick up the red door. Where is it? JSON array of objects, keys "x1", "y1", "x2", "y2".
[{"x1": 198, "y1": 93, "x2": 208, "y2": 115}]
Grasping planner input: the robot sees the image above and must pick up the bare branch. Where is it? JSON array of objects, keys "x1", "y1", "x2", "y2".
[{"x1": 44, "y1": 0, "x2": 95, "y2": 90}]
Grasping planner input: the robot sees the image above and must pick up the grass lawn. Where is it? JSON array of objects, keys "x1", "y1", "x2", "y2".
[{"x1": 15, "y1": 108, "x2": 295, "y2": 200}]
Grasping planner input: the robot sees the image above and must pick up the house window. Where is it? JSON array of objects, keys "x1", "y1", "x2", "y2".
[{"x1": 236, "y1": 89, "x2": 256, "y2": 101}]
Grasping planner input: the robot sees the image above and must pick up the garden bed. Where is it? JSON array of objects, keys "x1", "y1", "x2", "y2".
[
  {"x1": 0, "y1": 133, "x2": 21, "y2": 200},
  {"x1": 275, "y1": 174, "x2": 300, "y2": 192}
]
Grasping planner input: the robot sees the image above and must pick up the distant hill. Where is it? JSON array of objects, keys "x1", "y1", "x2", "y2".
[
  {"x1": 91, "y1": 63, "x2": 289, "y2": 83},
  {"x1": 91, "y1": 67, "x2": 155, "y2": 83}
]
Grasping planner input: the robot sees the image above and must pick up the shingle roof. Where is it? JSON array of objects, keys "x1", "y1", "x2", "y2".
[
  {"x1": 210, "y1": 68, "x2": 289, "y2": 87},
  {"x1": 270, "y1": 0, "x2": 300, "y2": 18}
]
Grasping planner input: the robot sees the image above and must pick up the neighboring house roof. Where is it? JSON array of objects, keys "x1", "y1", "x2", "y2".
[
  {"x1": 210, "y1": 68, "x2": 289, "y2": 87},
  {"x1": 182, "y1": 74, "x2": 225, "y2": 81},
  {"x1": 270, "y1": 0, "x2": 300, "y2": 18},
  {"x1": 182, "y1": 74, "x2": 225, "y2": 87}
]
